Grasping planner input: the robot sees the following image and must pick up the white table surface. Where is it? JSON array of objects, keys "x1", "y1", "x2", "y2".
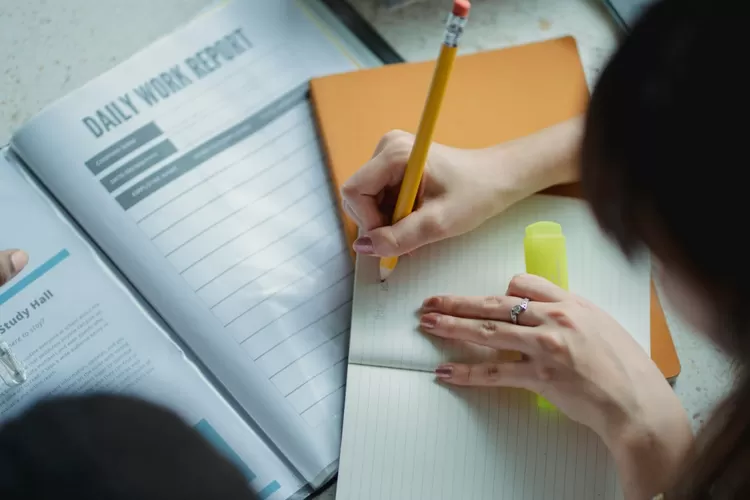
[{"x1": 0, "y1": 1, "x2": 733, "y2": 498}]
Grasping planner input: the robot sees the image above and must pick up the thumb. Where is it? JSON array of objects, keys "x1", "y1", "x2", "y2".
[
  {"x1": 354, "y1": 207, "x2": 446, "y2": 257},
  {"x1": 0, "y1": 250, "x2": 28, "y2": 287}
]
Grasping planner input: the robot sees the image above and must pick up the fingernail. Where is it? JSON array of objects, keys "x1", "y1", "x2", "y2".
[
  {"x1": 11, "y1": 251, "x2": 28, "y2": 274},
  {"x1": 353, "y1": 236, "x2": 374, "y2": 255},
  {"x1": 435, "y1": 365, "x2": 453, "y2": 379},
  {"x1": 421, "y1": 297, "x2": 439, "y2": 311},
  {"x1": 420, "y1": 313, "x2": 439, "y2": 329}
]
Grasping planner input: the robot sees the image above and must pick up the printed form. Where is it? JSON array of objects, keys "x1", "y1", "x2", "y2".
[
  {"x1": 0, "y1": 153, "x2": 306, "y2": 500},
  {"x1": 119, "y1": 81, "x2": 353, "y2": 429},
  {"x1": 11, "y1": 0, "x2": 378, "y2": 486}
]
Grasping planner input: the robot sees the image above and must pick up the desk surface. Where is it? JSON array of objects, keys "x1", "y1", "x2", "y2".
[{"x1": 0, "y1": 1, "x2": 733, "y2": 498}]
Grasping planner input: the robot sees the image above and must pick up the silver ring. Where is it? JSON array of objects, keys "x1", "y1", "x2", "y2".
[{"x1": 510, "y1": 298, "x2": 530, "y2": 324}]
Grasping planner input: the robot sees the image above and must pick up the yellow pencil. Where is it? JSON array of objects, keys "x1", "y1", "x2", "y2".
[{"x1": 379, "y1": 0, "x2": 471, "y2": 281}]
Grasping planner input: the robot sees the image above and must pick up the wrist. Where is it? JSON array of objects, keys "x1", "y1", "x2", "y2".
[
  {"x1": 484, "y1": 115, "x2": 584, "y2": 216},
  {"x1": 604, "y1": 404, "x2": 693, "y2": 499}
]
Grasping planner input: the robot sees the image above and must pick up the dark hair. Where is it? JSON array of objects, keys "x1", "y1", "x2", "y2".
[
  {"x1": 582, "y1": 0, "x2": 750, "y2": 497},
  {"x1": 0, "y1": 394, "x2": 258, "y2": 500}
]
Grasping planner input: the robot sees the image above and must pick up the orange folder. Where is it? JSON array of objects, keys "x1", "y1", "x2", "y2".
[{"x1": 310, "y1": 36, "x2": 680, "y2": 382}]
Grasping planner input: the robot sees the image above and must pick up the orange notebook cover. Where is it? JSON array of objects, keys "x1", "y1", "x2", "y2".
[{"x1": 310, "y1": 36, "x2": 680, "y2": 381}]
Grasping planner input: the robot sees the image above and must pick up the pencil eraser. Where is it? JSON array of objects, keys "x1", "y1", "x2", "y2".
[{"x1": 452, "y1": 0, "x2": 471, "y2": 17}]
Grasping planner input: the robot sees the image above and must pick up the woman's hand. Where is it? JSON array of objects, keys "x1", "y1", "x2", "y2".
[
  {"x1": 0, "y1": 249, "x2": 28, "y2": 286},
  {"x1": 420, "y1": 273, "x2": 692, "y2": 499},
  {"x1": 341, "y1": 130, "x2": 513, "y2": 257},
  {"x1": 341, "y1": 118, "x2": 582, "y2": 257}
]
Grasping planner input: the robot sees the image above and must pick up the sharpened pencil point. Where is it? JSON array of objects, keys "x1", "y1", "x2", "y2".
[{"x1": 379, "y1": 265, "x2": 393, "y2": 282}]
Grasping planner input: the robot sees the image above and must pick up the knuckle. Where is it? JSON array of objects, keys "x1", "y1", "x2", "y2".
[
  {"x1": 483, "y1": 295, "x2": 508, "y2": 313},
  {"x1": 477, "y1": 320, "x2": 498, "y2": 340},
  {"x1": 384, "y1": 147, "x2": 410, "y2": 168},
  {"x1": 382, "y1": 131, "x2": 413, "y2": 161},
  {"x1": 508, "y1": 273, "x2": 531, "y2": 291},
  {"x1": 384, "y1": 226, "x2": 403, "y2": 252},
  {"x1": 467, "y1": 364, "x2": 501, "y2": 384},
  {"x1": 382, "y1": 129, "x2": 409, "y2": 143},
  {"x1": 483, "y1": 295, "x2": 505, "y2": 307},
  {"x1": 485, "y1": 364, "x2": 501, "y2": 380},
  {"x1": 538, "y1": 366, "x2": 557, "y2": 382},
  {"x1": 536, "y1": 331, "x2": 568, "y2": 356},
  {"x1": 419, "y1": 212, "x2": 447, "y2": 239},
  {"x1": 340, "y1": 182, "x2": 357, "y2": 199},
  {"x1": 546, "y1": 307, "x2": 575, "y2": 329}
]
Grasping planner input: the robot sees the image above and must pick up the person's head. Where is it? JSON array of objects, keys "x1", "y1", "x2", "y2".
[
  {"x1": 0, "y1": 394, "x2": 258, "y2": 500},
  {"x1": 581, "y1": 0, "x2": 749, "y2": 496}
]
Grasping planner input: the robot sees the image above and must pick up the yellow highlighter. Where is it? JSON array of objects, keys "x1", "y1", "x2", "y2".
[
  {"x1": 524, "y1": 221, "x2": 568, "y2": 410},
  {"x1": 379, "y1": 0, "x2": 471, "y2": 281}
]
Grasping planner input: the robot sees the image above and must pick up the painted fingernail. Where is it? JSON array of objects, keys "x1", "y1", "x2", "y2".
[
  {"x1": 353, "y1": 236, "x2": 374, "y2": 255},
  {"x1": 11, "y1": 251, "x2": 28, "y2": 274},
  {"x1": 435, "y1": 365, "x2": 453, "y2": 379},
  {"x1": 422, "y1": 297, "x2": 439, "y2": 311},
  {"x1": 420, "y1": 314, "x2": 439, "y2": 329}
]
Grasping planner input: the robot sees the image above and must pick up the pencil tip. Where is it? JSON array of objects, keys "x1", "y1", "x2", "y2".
[{"x1": 379, "y1": 266, "x2": 393, "y2": 282}]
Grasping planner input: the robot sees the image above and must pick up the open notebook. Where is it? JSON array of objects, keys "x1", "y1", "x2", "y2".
[
  {"x1": 336, "y1": 195, "x2": 649, "y2": 499},
  {"x1": 338, "y1": 195, "x2": 650, "y2": 500},
  {"x1": 308, "y1": 36, "x2": 666, "y2": 499},
  {"x1": 309, "y1": 37, "x2": 679, "y2": 381}
]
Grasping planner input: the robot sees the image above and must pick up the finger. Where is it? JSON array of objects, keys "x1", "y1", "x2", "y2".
[
  {"x1": 434, "y1": 361, "x2": 537, "y2": 389},
  {"x1": 358, "y1": 205, "x2": 446, "y2": 257},
  {"x1": 421, "y1": 295, "x2": 544, "y2": 327},
  {"x1": 342, "y1": 200, "x2": 362, "y2": 227},
  {"x1": 371, "y1": 129, "x2": 413, "y2": 158},
  {"x1": 420, "y1": 312, "x2": 537, "y2": 354},
  {"x1": 341, "y1": 151, "x2": 407, "y2": 232},
  {"x1": 0, "y1": 250, "x2": 28, "y2": 286},
  {"x1": 506, "y1": 273, "x2": 568, "y2": 303}
]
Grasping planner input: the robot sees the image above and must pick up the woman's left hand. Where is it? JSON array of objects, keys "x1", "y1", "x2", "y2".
[{"x1": 419, "y1": 274, "x2": 692, "y2": 498}]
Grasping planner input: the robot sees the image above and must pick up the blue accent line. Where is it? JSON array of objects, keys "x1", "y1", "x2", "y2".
[
  {"x1": 194, "y1": 419, "x2": 256, "y2": 482},
  {"x1": 0, "y1": 249, "x2": 70, "y2": 306},
  {"x1": 258, "y1": 481, "x2": 281, "y2": 499}
]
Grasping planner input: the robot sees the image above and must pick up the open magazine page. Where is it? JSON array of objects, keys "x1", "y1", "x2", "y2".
[
  {"x1": 0, "y1": 151, "x2": 306, "y2": 500},
  {"x1": 10, "y1": 0, "x2": 374, "y2": 487}
]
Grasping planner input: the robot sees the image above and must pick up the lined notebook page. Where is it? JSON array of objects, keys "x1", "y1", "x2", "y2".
[
  {"x1": 336, "y1": 365, "x2": 624, "y2": 500},
  {"x1": 336, "y1": 195, "x2": 649, "y2": 500},
  {"x1": 349, "y1": 195, "x2": 651, "y2": 371}
]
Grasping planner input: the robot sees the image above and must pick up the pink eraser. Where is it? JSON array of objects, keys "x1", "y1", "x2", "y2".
[{"x1": 452, "y1": 0, "x2": 471, "y2": 17}]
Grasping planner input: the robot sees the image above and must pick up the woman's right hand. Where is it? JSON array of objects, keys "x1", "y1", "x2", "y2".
[
  {"x1": 341, "y1": 119, "x2": 583, "y2": 257},
  {"x1": 341, "y1": 130, "x2": 510, "y2": 257}
]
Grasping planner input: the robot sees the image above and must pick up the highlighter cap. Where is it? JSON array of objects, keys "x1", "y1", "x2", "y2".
[{"x1": 523, "y1": 221, "x2": 568, "y2": 290}]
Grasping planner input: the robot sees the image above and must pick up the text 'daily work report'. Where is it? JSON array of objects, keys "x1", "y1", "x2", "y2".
[{"x1": 82, "y1": 19, "x2": 359, "y2": 430}]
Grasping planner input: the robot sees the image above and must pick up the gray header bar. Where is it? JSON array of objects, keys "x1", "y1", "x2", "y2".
[
  {"x1": 100, "y1": 140, "x2": 177, "y2": 193},
  {"x1": 85, "y1": 122, "x2": 163, "y2": 175},
  {"x1": 116, "y1": 84, "x2": 308, "y2": 211}
]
